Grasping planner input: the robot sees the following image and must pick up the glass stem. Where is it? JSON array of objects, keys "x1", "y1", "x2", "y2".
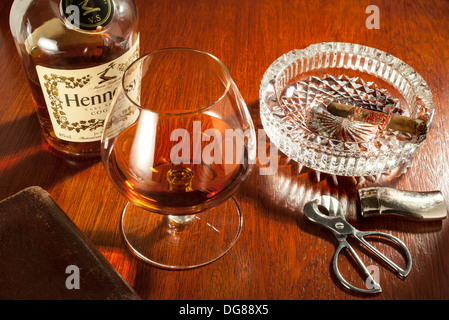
[
  {"x1": 166, "y1": 164, "x2": 197, "y2": 225},
  {"x1": 168, "y1": 214, "x2": 196, "y2": 224}
]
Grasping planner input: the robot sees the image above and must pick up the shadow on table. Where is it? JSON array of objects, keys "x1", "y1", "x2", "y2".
[
  {"x1": 240, "y1": 100, "x2": 444, "y2": 235},
  {"x1": 0, "y1": 113, "x2": 99, "y2": 198}
]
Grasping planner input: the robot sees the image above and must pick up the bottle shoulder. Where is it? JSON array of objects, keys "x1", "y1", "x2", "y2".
[{"x1": 10, "y1": 0, "x2": 138, "y2": 48}]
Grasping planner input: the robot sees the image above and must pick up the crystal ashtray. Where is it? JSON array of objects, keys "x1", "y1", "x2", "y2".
[{"x1": 260, "y1": 42, "x2": 435, "y2": 176}]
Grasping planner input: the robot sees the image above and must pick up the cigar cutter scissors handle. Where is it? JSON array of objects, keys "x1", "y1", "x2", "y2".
[{"x1": 304, "y1": 196, "x2": 412, "y2": 294}]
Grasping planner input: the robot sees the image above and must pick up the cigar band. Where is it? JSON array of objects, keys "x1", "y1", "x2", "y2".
[{"x1": 348, "y1": 107, "x2": 391, "y2": 130}]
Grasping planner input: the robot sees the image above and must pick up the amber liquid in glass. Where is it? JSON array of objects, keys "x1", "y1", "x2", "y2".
[{"x1": 105, "y1": 117, "x2": 250, "y2": 214}]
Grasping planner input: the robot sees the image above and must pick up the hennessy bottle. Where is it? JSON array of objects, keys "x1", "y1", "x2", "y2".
[{"x1": 10, "y1": 0, "x2": 139, "y2": 158}]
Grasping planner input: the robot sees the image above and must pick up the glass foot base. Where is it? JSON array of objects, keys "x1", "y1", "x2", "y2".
[{"x1": 120, "y1": 197, "x2": 243, "y2": 269}]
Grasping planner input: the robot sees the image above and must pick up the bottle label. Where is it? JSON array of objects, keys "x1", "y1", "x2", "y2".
[
  {"x1": 61, "y1": 0, "x2": 115, "y2": 31},
  {"x1": 36, "y1": 37, "x2": 140, "y2": 143}
]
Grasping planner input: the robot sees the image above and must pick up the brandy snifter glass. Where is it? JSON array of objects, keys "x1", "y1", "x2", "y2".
[{"x1": 101, "y1": 48, "x2": 256, "y2": 269}]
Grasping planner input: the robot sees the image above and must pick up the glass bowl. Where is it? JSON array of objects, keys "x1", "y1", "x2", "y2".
[{"x1": 260, "y1": 42, "x2": 435, "y2": 177}]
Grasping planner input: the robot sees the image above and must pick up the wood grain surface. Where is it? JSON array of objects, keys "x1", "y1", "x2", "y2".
[{"x1": 1, "y1": 0, "x2": 449, "y2": 301}]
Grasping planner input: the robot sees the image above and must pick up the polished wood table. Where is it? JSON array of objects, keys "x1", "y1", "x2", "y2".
[{"x1": 1, "y1": 0, "x2": 449, "y2": 301}]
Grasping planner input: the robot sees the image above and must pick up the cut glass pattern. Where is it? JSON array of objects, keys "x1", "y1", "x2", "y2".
[
  {"x1": 260, "y1": 43, "x2": 435, "y2": 176},
  {"x1": 280, "y1": 75, "x2": 399, "y2": 142}
]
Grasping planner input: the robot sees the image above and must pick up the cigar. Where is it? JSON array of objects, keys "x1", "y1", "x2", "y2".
[{"x1": 326, "y1": 102, "x2": 427, "y2": 136}]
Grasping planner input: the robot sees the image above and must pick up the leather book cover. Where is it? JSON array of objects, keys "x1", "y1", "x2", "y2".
[{"x1": 0, "y1": 186, "x2": 141, "y2": 300}]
